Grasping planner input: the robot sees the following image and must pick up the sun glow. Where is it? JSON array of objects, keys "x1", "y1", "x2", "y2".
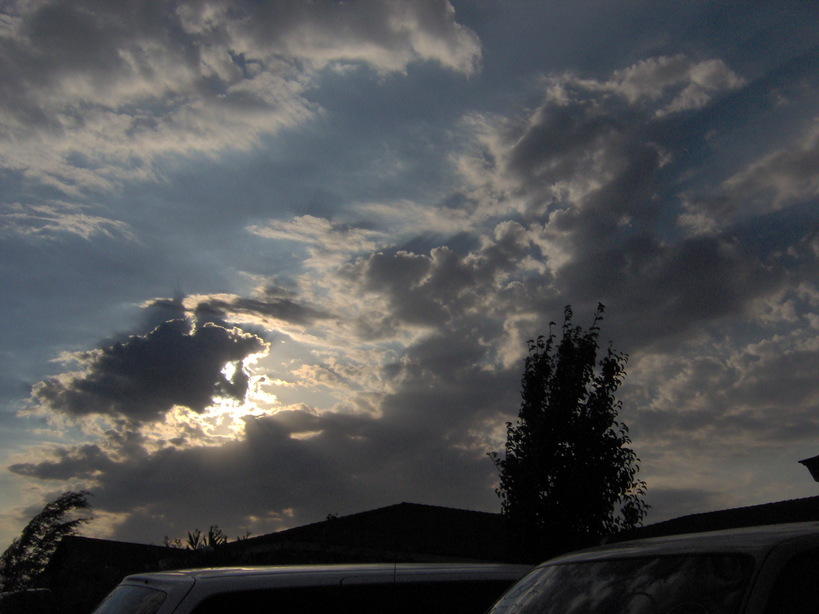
[
  {"x1": 209, "y1": 373, "x2": 283, "y2": 435},
  {"x1": 141, "y1": 371, "x2": 284, "y2": 448}
]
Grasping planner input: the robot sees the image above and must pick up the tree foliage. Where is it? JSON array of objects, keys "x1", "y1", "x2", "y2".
[
  {"x1": 491, "y1": 305, "x2": 648, "y2": 561},
  {"x1": 164, "y1": 525, "x2": 230, "y2": 550},
  {"x1": 0, "y1": 491, "x2": 91, "y2": 591},
  {"x1": 185, "y1": 525, "x2": 228, "y2": 550}
]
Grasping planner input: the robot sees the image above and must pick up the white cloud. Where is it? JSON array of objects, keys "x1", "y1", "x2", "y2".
[
  {"x1": 601, "y1": 55, "x2": 745, "y2": 116},
  {"x1": 0, "y1": 0, "x2": 480, "y2": 194},
  {"x1": 248, "y1": 215, "x2": 390, "y2": 274},
  {"x1": 722, "y1": 120, "x2": 819, "y2": 206},
  {"x1": 354, "y1": 199, "x2": 478, "y2": 237},
  {"x1": 680, "y1": 120, "x2": 819, "y2": 233},
  {"x1": 0, "y1": 201, "x2": 134, "y2": 240},
  {"x1": 248, "y1": 215, "x2": 384, "y2": 252}
]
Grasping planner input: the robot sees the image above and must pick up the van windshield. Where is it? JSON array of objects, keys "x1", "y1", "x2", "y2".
[
  {"x1": 92, "y1": 585, "x2": 167, "y2": 614},
  {"x1": 489, "y1": 554, "x2": 753, "y2": 614}
]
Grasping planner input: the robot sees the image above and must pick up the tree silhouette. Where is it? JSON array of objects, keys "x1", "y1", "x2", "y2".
[
  {"x1": 0, "y1": 491, "x2": 91, "y2": 591},
  {"x1": 164, "y1": 525, "x2": 245, "y2": 552},
  {"x1": 490, "y1": 305, "x2": 648, "y2": 562},
  {"x1": 184, "y1": 525, "x2": 228, "y2": 550}
]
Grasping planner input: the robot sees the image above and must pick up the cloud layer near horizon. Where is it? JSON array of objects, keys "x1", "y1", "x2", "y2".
[{"x1": 1, "y1": 0, "x2": 817, "y2": 545}]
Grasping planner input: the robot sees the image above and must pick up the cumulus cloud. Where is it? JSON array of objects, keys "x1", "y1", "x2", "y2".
[
  {"x1": 600, "y1": 55, "x2": 745, "y2": 116},
  {"x1": 456, "y1": 54, "x2": 744, "y2": 225},
  {"x1": 31, "y1": 318, "x2": 269, "y2": 424},
  {"x1": 626, "y1": 321, "x2": 819, "y2": 449},
  {"x1": 446, "y1": 54, "x2": 802, "y2": 351}
]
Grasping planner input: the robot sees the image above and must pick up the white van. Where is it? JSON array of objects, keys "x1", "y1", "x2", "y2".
[
  {"x1": 92, "y1": 562, "x2": 531, "y2": 614},
  {"x1": 488, "y1": 521, "x2": 819, "y2": 614}
]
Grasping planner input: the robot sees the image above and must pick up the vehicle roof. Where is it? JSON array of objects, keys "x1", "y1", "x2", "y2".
[
  {"x1": 121, "y1": 562, "x2": 531, "y2": 586},
  {"x1": 545, "y1": 521, "x2": 819, "y2": 565}
]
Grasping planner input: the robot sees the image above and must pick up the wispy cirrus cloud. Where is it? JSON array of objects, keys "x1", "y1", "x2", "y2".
[
  {"x1": 248, "y1": 215, "x2": 387, "y2": 258},
  {"x1": 680, "y1": 121, "x2": 819, "y2": 234},
  {"x1": 0, "y1": 201, "x2": 134, "y2": 240}
]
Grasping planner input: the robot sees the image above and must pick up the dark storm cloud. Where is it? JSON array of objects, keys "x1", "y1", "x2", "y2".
[
  {"x1": 10, "y1": 444, "x2": 116, "y2": 481},
  {"x1": 347, "y1": 221, "x2": 535, "y2": 332},
  {"x1": 31, "y1": 318, "x2": 268, "y2": 423},
  {"x1": 9, "y1": 406, "x2": 500, "y2": 541},
  {"x1": 558, "y1": 234, "x2": 786, "y2": 349},
  {"x1": 380, "y1": 335, "x2": 520, "y2": 445}
]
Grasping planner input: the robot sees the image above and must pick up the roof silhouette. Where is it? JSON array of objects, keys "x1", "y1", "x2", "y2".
[
  {"x1": 623, "y1": 495, "x2": 819, "y2": 541},
  {"x1": 223, "y1": 502, "x2": 509, "y2": 563}
]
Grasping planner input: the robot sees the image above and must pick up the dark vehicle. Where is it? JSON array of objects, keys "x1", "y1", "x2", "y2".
[
  {"x1": 92, "y1": 562, "x2": 531, "y2": 614},
  {"x1": 488, "y1": 521, "x2": 819, "y2": 614},
  {"x1": 0, "y1": 588, "x2": 54, "y2": 614}
]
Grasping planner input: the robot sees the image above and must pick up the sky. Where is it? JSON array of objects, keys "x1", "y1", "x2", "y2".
[{"x1": 1, "y1": 0, "x2": 818, "y2": 548}]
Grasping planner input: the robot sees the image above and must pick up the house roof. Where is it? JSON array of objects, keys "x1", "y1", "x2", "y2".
[
  {"x1": 223, "y1": 502, "x2": 509, "y2": 562},
  {"x1": 622, "y1": 495, "x2": 819, "y2": 541}
]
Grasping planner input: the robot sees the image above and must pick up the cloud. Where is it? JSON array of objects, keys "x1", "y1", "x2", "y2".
[
  {"x1": 341, "y1": 223, "x2": 538, "y2": 337},
  {"x1": 680, "y1": 121, "x2": 819, "y2": 233},
  {"x1": 447, "y1": 54, "x2": 815, "y2": 354},
  {"x1": 190, "y1": 287, "x2": 336, "y2": 328},
  {"x1": 231, "y1": 0, "x2": 481, "y2": 76},
  {"x1": 291, "y1": 364, "x2": 357, "y2": 392},
  {"x1": 10, "y1": 443, "x2": 117, "y2": 481},
  {"x1": 625, "y1": 322, "x2": 819, "y2": 451},
  {"x1": 457, "y1": 55, "x2": 744, "y2": 223},
  {"x1": 644, "y1": 486, "x2": 723, "y2": 522},
  {"x1": 30, "y1": 318, "x2": 268, "y2": 424},
  {"x1": 0, "y1": 201, "x2": 134, "y2": 241},
  {"x1": 247, "y1": 215, "x2": 388, "y2": 269},
  {"x1": 600, "y1": 55, "x2": 745, "y2": 116},
  {"x1": 0, "y1": 0, "x2": 480, "y2": 193},
  {"x1": 9, "y1": 405, "x2": 501, "y2": 542}
]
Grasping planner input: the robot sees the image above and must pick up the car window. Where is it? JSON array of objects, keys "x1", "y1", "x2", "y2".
[
  {"x1": 764, "y1": 548, "x2": 819, "y2": 614},
  {"x1": 91, "y1": 584, "x2": 167, "y2": 614},
  {"x1": 190, "y1": 580, "x2": 518, "y2": 614},
  {"x1": 391, "y1": 580, "x2": 519, "y2": 614},
  {"x1": 191, "y1": 584, "x2": 389, "y2": 614},
  {"x1": 489, "y1": 554, "x2": 753, "y2": 614}
]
